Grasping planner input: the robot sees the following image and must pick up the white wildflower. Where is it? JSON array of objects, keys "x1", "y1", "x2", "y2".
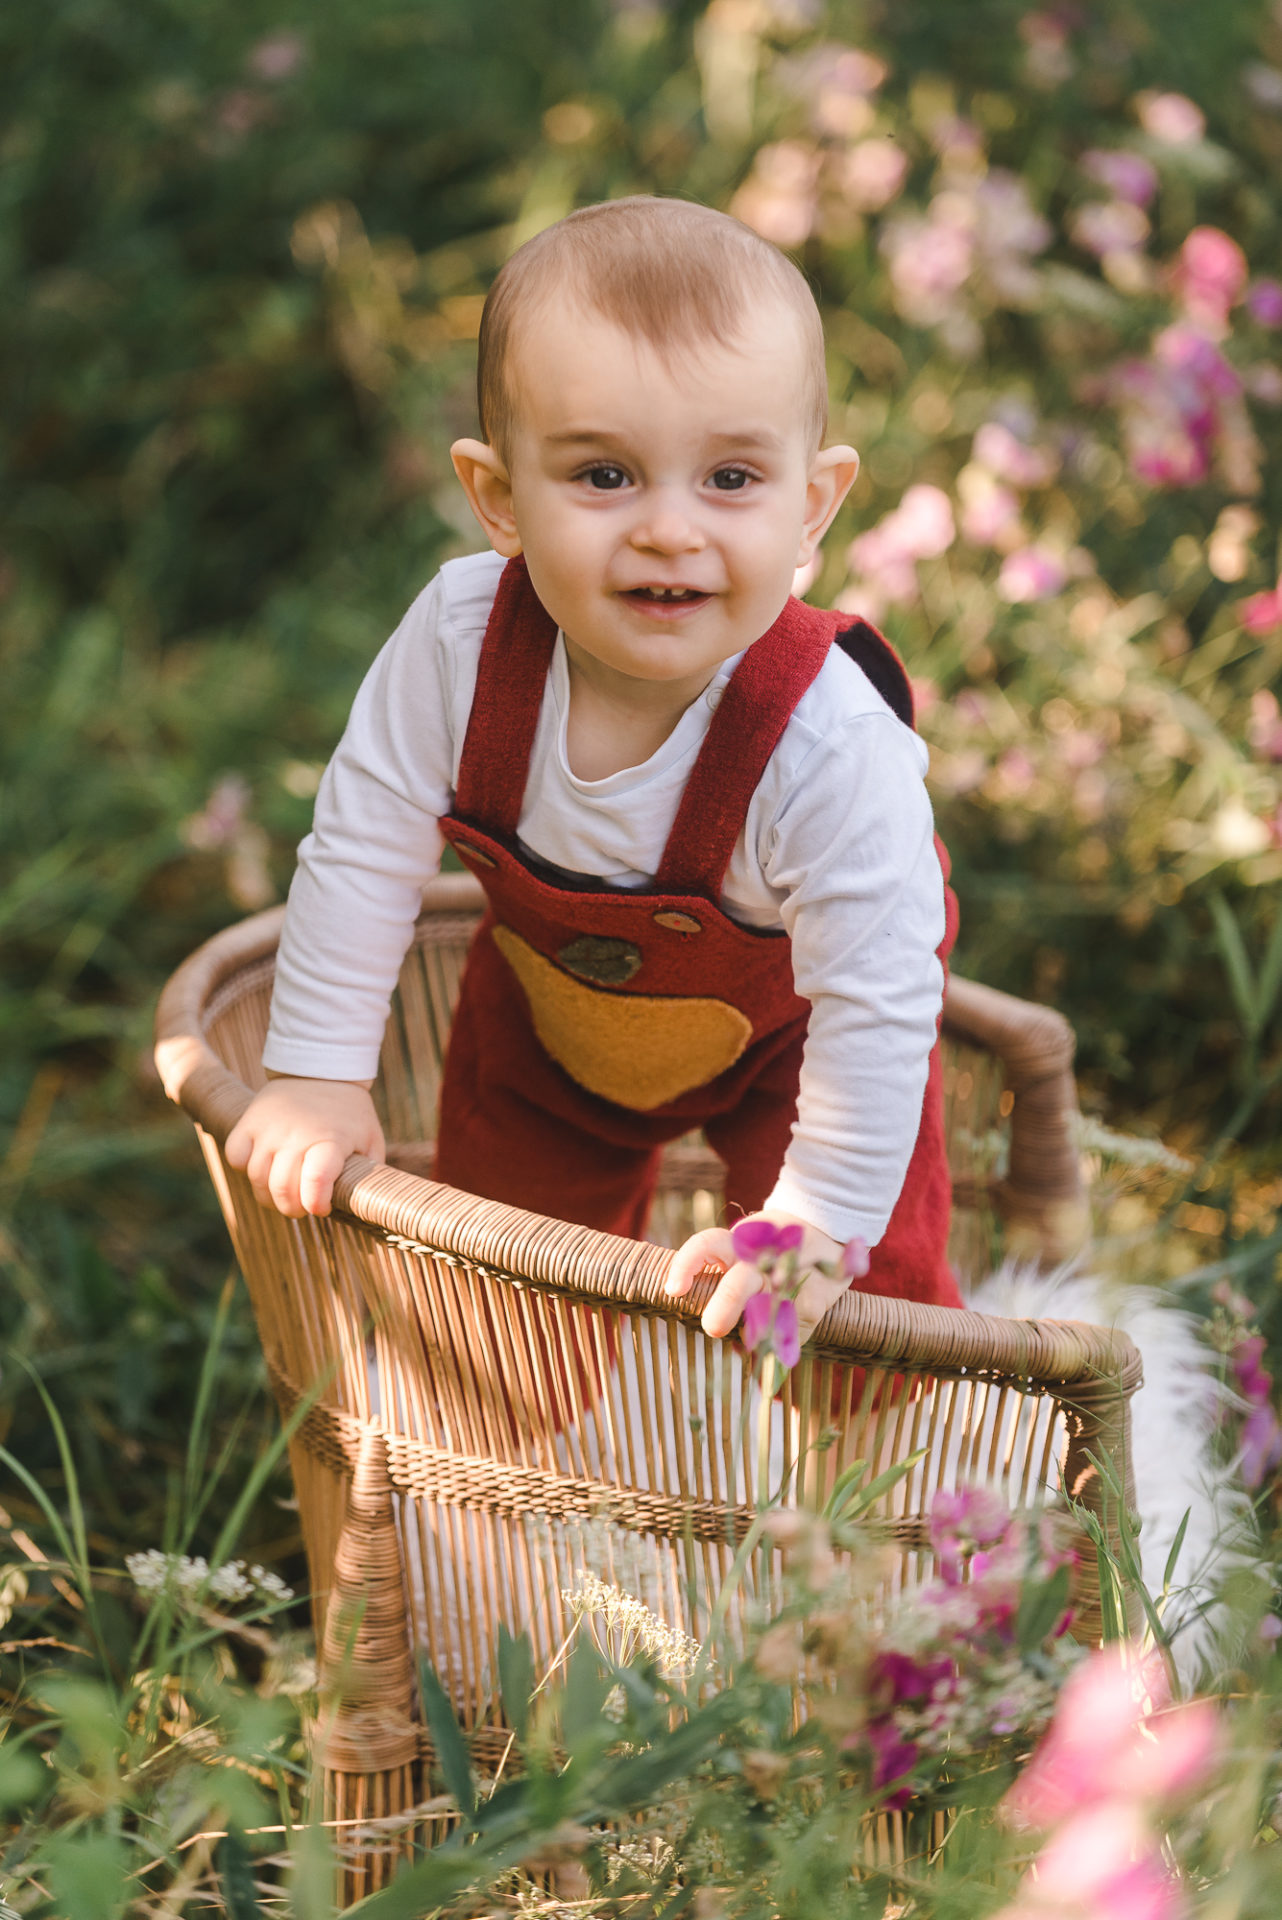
[
  {"x1": 562, "y1": 1572, "x2": 701, "y2": 1677},
  {"x1": 125, "y1": 1551, "x2": 293, "y2": 1608}
]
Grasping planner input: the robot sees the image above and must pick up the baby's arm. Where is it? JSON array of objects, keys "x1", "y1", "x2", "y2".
[
  {"x1": 232, "y1": 575, "x2": 462, "y2": 1216},
  {"x1": 226, "y1": 1076, "x2": 384, "y2": 1218}
]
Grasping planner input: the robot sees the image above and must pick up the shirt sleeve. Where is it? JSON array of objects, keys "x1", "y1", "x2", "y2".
[
  {"x1": 262, "y1": 575, "x2": 456, "y2": 1081},
  {"x1": 758, "y1": 713, "x2": 946, "y2": 1248}
]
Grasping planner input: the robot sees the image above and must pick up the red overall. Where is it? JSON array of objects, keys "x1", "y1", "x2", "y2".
[{"x1": 435, "y1": 558, "x2": 963, "y2": 1312}]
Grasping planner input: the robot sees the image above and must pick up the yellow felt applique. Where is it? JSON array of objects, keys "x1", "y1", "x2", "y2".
[{"x1": 491, "y1": 925, "x2": 752, "y2": 1111}]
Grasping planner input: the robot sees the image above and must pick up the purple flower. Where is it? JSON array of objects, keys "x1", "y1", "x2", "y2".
[
  {"x1": 741, "y1": 1291, "x2": 775, "y2": 1351},
  {"x1": 731, "y1": 1218, "x2": 805, "y2": 1262},
  {"x1": 1247, "y1": 279, "x2": 1282, "y2": 327},
  {"x1": 1080, "y1": 148, "x2": 1158, "y2": 206},
  {"x1": 773, "y1": 1298, "x2": 801, "y2": 1369}
]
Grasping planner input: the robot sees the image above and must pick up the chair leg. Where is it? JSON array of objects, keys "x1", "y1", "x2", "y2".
[{"x1": 316, "y1": 1427, "x2": 419, "y2": 1903}]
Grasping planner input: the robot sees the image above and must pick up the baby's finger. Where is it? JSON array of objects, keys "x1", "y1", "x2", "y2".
[
  {"x1": 665, "y1": 1226, "x2": 736, "y2": 1299},
  {"x1": 701, "y1": 1259, "x2": 767, "y2": 1341},
  {"x1": 225, "y1": 1115, "x2": 253, "y2": 1171},
  {"x1": 298, "y1": 1140, "x2": 345, "y2": 1217},
  {"x1": 266, "y1": 1146, "x2": 307, "y2": 1219}
]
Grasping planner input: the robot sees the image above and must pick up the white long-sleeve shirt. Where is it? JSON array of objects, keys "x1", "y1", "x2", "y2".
[{"x1": 264, "y1": 549, "x2": 946, "y2": 1247}]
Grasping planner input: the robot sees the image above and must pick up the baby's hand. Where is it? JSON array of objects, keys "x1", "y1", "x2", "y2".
[
  {"x1": 665, "y1": 1211, "x2": 855, "y2": 1345},
  {"x1": 225, "y1": 1077, "x2": 385, "y2": 1218}
]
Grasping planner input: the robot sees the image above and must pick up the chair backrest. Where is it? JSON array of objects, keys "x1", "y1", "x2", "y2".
[{"x1": 155, "y1": 876, "x2": 1138, "y2": 1898}]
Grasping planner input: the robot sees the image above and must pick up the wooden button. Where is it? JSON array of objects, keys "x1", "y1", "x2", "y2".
[
  {"x1": 455, "y1": 841, "x2": 496, "y2": 869},
  {"x1": 653, "y1": 910, "x2": 701, "y2": 934}
]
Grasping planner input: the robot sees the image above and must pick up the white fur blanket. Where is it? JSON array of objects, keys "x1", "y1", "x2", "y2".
[{"x1": 970, "y1": 1260, "x2": 1254, "y2": 1684}]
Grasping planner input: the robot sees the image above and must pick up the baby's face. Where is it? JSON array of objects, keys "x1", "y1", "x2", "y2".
[{"x1": 474, "y1": 298, "x2": 854, "y2": 703}]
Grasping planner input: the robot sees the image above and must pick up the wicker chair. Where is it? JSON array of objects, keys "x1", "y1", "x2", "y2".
[{"x1": 155, "y1": 873, "x2": 1139, "y2": 1897}]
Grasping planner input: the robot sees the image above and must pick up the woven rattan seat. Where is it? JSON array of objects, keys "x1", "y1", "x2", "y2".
[{"x1": 155, "y1": 873, "x2": 1139, "y2": 1897}]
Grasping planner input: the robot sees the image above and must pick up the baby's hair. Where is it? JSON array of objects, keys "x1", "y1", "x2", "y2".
[{"x1": 477, "y1": 196, "x2": 828, "y2": 460}]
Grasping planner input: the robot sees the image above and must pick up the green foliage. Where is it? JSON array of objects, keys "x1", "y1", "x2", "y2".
[{"x1": 3, "y1": 0, "x2": 1282, "y2": 1908}]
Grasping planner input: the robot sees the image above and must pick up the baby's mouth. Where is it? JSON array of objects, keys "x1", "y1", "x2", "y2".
[{"x1": 622, "y1": 586, "x2": 711, "y2": 607}]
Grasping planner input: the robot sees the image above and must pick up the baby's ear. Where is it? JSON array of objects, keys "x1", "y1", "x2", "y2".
[
  {"x1": 798, "y1": 444, "x2": 860, "y2": 564},
  {"x1": 450, "y1": 438, "x2": 522, "y2": 557}
]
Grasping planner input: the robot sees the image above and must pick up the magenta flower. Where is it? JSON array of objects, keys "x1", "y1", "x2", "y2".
[
  {"x1": 864, "y1": 1719, "x2": 920, "y2": 1807},
  {"x1": 731, "y1": 1218, "x2": 804, "y2": 1263},
  {"x1": 1231, "y1": 1333, "x2": 1272, "y2": 1403},
  {"x1": 740, "y1": 1291, "x2": 802, "y2": 1369},
  {"x1": 868, "y1": 1648, "x2": 953, "y2": 1709},
  {"x1": 741, "y1": 1292, "x2": 775, "y2": 1351},
  {"x1": 773, "y1": 1298, "x2": 801, "y2": 1368}
]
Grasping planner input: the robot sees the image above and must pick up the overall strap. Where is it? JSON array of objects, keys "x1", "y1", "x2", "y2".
[
  {"x1": 452, "y1": 557, "x2": 557, "y2": 836},
  {"x1": 653, "y1": 598, "x2": 837, "y2": 897},
  {"x1": 654, "y1": 604, "x2": 919, "y2": 898}
]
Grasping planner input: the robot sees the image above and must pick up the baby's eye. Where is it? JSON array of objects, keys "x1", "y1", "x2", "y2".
[
  {"x1": 709, "y1": 466, "x2": 754, "y2": 492},
  {"x1": 582, "y1": 464, "x2": 630, "y2": 491}
]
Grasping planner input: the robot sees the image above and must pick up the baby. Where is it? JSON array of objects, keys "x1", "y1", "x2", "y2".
[{"x1": 226, "y1": 195, "x2": 963, "y2": 1342}]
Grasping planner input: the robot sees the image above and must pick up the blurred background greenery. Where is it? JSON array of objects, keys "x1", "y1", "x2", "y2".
[{"x1": 3, "y1": 0, "x2": 1282, "y2": 1586}]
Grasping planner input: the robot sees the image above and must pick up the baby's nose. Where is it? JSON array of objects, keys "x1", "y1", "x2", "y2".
[{"x1": 630, "y1": 498, "x2": 707, "y2": 553}]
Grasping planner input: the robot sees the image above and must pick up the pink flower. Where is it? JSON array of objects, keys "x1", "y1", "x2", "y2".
[
  {"x1": 895, "y1": 484, "x2": 956, "y2": 557},
  {"x1": 846, "y1": 487, "x2": 955, "y2": 605},
  {"x1": 998, "y1": 545, "x2": 1067, "y2": 603},
  {"x1": 1036, "y1": 1804, "x2": 1187, "y2": 1920},
  {"x1": 973, "y1": 420, "x2": 1058, "y2": 488},
  {"x1": 246, "y1": 31, "x2": 306, "y2": 81},
  {"x1": 1136, "y1": 90, "x2": 1205, "y2": 145},
  {"x1": 959, "y1": 466, "x2": 1023, "y2": 547},
  {"x1": 1241, "y1": 1401, "x2": 1282, "y2": 1489},
  {"x1": 880, "y1": 206, "x2": 975, "y2": 325},
  {"x1": 1239, "y1": 581, "x2": 1282, "y2": 634},
  {"x1": 840, "y1": 1236, "x2": 870, "y2": 1281},
  {"x1": 1109, "y1": 324, "x2": 1250, "y2": 490},
  {"x1": 1247, "y1": 690, "x2": 1282, "y2": 760},
  {"x1": 732, "y1": 1218, "x2": 805, "y2": 1262},
  {"x1": 1070, "y1": 199, "x2": 1150, "y2": 258},
  {"x1": 1175, "y1": 226, "x2": 1247, "y2": 333},
  {"x1": 1080, "y1": 148, "x2": 1159, "y2": 205},
  {"x1": 1247, "y1": 278, "x2": 1282, "y2": 326},
  {"x1": 182, "y1": 774, "x2": 250, "y2": 850},
  {"x1": 929, "y1": 1485, "x2": 1010, "y2": 1583},
  {"x1": 1004, "y1": 1647, "x2": 1219, "y2": 1832},
  {"x1": 731, "y1": 142, "x2": 821, "y2": 248},
  {"x1": 839, "y1": 137, "x2": 909, "y2": 213}
]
